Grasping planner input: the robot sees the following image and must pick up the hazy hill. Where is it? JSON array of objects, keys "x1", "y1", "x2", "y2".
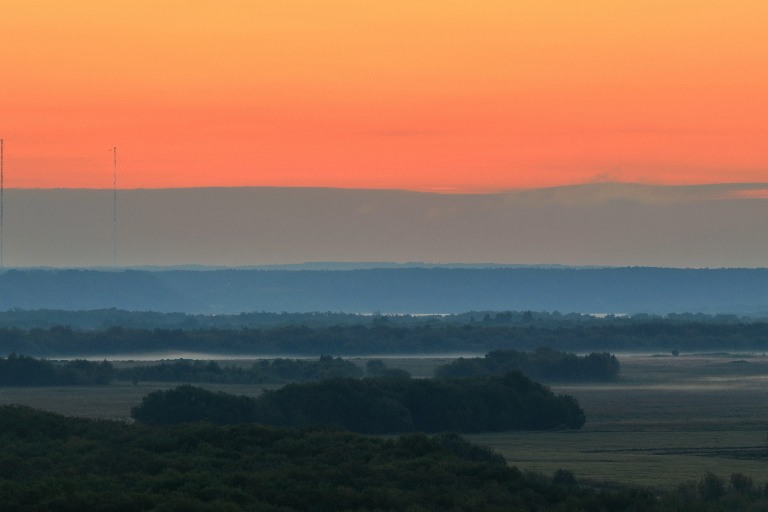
[{"x1": 1, "y1": 267, "x2": 767, "y2": 314}]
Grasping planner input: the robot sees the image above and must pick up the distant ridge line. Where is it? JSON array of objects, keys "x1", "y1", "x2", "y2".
[{"x1": 1, "y1": 266, "x2": 767, "y2": 315}]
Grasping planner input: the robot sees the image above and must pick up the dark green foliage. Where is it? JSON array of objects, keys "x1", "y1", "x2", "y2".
[
  {"x1": 132, "y1": 371, "x2": 586, "y2": 433},
  {"x1": 118, "y1": 360, "x2": 227, "y2": 383},
  {"x1": 435, "y1": 348, "x2": 621, "y2": 382},
  {"x1": 1, "y1": 404, "x2": 767, "y2": 511},
  {"x1": 0, "y1": 307, "x2": 761, "y2": 331},
  {"x1": 251, "y1": 355, "x2": 364, "y2": 382},
  {"x1": 366, "y1": 358, "x2": 411, "y2": 378},
  {"x1": 700, "y1": 472, "x2": 726, "y2": 502},
  {"x1": 729, "y1": 472, "x2": 755, "y2": 494},
  {"x1": 366, "y1": 358, "x2": 388, "y2": 375},
  {"x1": 432, "y1": 432, "x2": 507, "y2": 464},
  {"x1": 117, "y1": 356, "x2": 362, "y2": 384},
  {"x1": 130, "y1": 385, "x2": 257, "y2": 425},
  {"x1": 552, "y1": 468, "x2": 578, "y2": 487},
  {"x1": 4, "y1": 314, "x2": 768, "y2": 357},
  {"x1": 0, "y1": 353, "x2": 113, "y2": 386},
  {"x1": 0, "y1": 404, "x2": 652, "y2": 512},
  {"x1": 0, "y1": 353, "x2": 363, "y2": 387},
  {"x1": 255, "y1": 378, "x2": 416, "y2": 434}
]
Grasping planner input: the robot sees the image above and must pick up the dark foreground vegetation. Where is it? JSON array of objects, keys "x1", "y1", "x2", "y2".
[
  {"x1": 132, "y1": 372, "x2": 586, "y2": 433},
  {"x1": 435, "y1": 348, "x2": 621, "y2": 382},
  {"x1": 3, "y1": 313, "x2": 768, "y2": 356},
  {"x1": 1, "y1": 405, "x2": 766, "y2": 512}
]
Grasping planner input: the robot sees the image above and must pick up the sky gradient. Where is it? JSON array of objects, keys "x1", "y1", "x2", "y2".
[{"x1": 2, "y1": 1, "x2": 768, "y2": 191}]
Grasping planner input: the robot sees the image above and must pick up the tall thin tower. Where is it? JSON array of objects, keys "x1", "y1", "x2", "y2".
[
  {"x1": 112, "y1": 146, "x2": 117, "y2": 268},
  {"x1": 1, "y1": 138, "x2": 4, "y2": 269}
]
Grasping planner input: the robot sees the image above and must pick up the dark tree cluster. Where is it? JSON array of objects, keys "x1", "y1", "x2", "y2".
[
  {"x1": 435, "y1": 347, "x2": 621, "y2": 382},
  {"x1": 3, "y1": 319, "x2": 768, "y2": 357},
  {"x1": 116, "y1": 356, "x2": 363, "y2": 384},
  {"x1": 1, "y1": 404, "x2": 765, "y2": 511},
  {"x1": 0, "y1": 354, "x2": 363, "y2": 387},
  {"x1": 365, "y1": 358, "x2": 411, "y2": 379},
  {"x1": 0, "y1": 353, "x2": 113, "y2": 386},
  {"x1": 131, "y1": 371, "x2": 586, "y2": 433},
  {"x1": 131, "y1": 385, "x2": 257, "y2": 425},
  {"x1": 0, "y1": 404, "x2": 667, "y2": 512}
]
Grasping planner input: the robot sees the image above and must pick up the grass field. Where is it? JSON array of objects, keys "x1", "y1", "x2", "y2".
[
  {"x1": 2, "y1": 353, "x2": 768, "y2": 489},
  {"x1": 0, "y1": 382, "x2": 274, "y2": 422},
  {"x1": 468, "y1": 354, "x2": 768, "y2": 489}
]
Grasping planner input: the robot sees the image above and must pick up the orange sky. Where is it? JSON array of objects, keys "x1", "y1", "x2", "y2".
[{"x1": 1, "y1": 1, "x2": 767, "y2": 191}]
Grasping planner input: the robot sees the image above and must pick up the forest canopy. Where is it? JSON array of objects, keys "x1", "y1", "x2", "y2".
[
  {"x1": 115, "y1": 356, "x2": 364, "y2": 384},
  {"x1": 0, "y1": 354, "x2": 113, "y2": 386},
  {"x1": 0, "y1": 354, "x2": 365, "y2": 386},
  {"x1": 0, "y1": 404, "x2": 764, "y2": 511},
  {"x1": 2, "y1": 316, "x2": 768, "y2": 356},
  {"x1": 434, "y1": 348, "x2": 621, "y2": 382},
  {"x1": 131, "y1": 372, "x2": 586, "y2": 433},
  {"x1": 0, "y1": 404, "x2": 654, "y2": 512}
]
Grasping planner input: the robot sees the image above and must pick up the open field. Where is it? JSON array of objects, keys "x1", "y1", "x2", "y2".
[
  {"x1": 0, "y1": 382, "x2": 274, "y2": 422},
  {"x1": 469, "y1": 354, "x2": 768, "y2": 489},
  {"x1": 2, "y1": 353, "x2": 768, "y2": 489},
  {"x1": 468, "y1": 430, "x2": 768, "y2": 490},
  {"x1": 559, "y1": 354, "x2": 768, "y2": 431}
]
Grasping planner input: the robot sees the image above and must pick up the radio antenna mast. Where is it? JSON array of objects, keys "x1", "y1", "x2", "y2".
[
  {"x1": 1, "y1": 138, "x2": 4, "y2": 269},
  {"x1": 112, "y1": 146, "x2": 117, "y2": 268}
]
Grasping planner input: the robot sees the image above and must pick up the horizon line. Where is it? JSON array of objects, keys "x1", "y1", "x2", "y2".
[
  {"x1": 1, "y1": 263, "x2": 767, "y2": 271},
  {"x1": 2, "y1": 181, "x2": 768, "y2": 195}
]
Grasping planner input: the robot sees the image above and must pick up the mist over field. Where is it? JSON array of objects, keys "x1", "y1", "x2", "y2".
[{"x1": 2, "y1": 183, "x2": 767, "y2": 268}]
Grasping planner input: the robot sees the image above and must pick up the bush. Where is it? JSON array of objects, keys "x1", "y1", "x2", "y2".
[{"x1": 131, "y1": 385, "x2": 256, "y2": 425}]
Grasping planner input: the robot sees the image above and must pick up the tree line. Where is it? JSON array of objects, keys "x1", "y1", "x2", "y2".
[
  {"x1": 435, "y1": 348, "x2": 621, "y2": 381},
  {"x1": 131, "y1": 371, "x2": 587, "y2": 433},
  {"x1": 0, "y1": 354, "x2": 113, "y2": 386},
  {"x1": 0, "y1": 307, "x2": 759, "y2": 331},
  {"x1": 115, "y1": 356, "x2": 365, "y2": 384},
  {"x1": 2, "y1": 320, "x2": 768, "y2": 356},
  {"x1": 0, "y1": 354, "x2": 371, "y2": 386},
  {"x1": 0, "y1": 349, "x2": 620, "y2": 387}
]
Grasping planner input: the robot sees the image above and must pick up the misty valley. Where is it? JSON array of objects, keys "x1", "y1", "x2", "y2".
[{"x1": 2, "y1": 308, "x2": 768, "y2": 510}]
